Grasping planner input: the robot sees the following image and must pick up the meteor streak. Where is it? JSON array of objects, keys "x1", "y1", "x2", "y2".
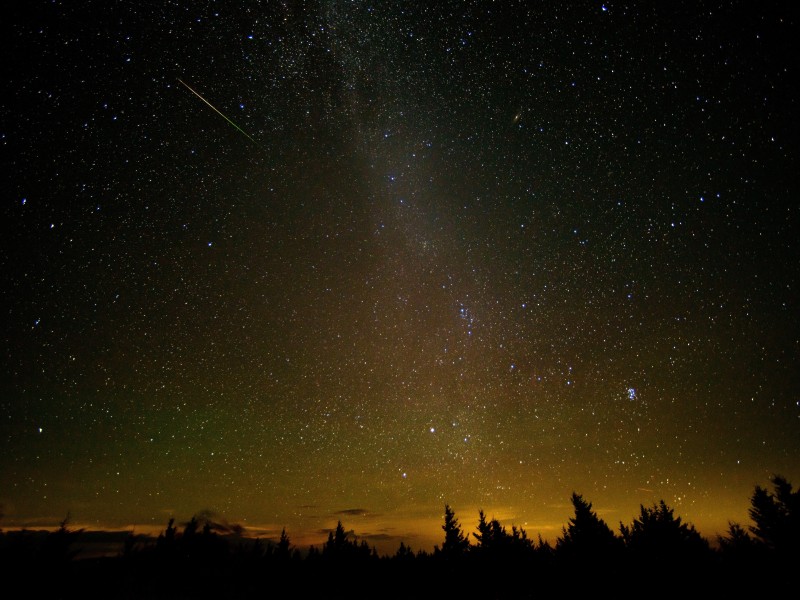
[{"x1": 178, "y1": 78, "x2": 260, "y2": 147}]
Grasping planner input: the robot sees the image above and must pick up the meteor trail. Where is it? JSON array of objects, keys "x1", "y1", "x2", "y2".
[{"x1": 178, "y1": 78, "x2": 260, "y2": 147}]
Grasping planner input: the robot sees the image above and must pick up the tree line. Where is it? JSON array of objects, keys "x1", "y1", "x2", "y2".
[{"x1": 0, "y1": 474, "x2": 797, "y2": 598}]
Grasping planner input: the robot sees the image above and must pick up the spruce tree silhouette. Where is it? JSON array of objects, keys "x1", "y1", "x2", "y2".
[
  {"x1": 181, "y1": 515, "x2": 199, "y2": 560},
  {"x1": 275, "y1": 527, "x2": 292, "y2": 561},
  {"x1": 620, "y1": 500, "x2": 711, "y2": 571},
  {"x1": 711, "y1": 473, "x2": 800, "y2": 590},
  {"x1": 394, "y1": 541, "x2": 415, "y2": 561},
  {"x1": 556, "y1": 492, "x2": 621, "y2": 564},
  {"x1": 472, "y1": 508, "x2": 538, "y2": 596},
  {"x1": 41, "y1": 513, "x2": 83, "y2": 565},
  {"x1": 748, "y1": 474, "x2": 799, "y2": 557},
  {"x1": 439, "y1": 504, "x2": 470, "y2": 559},
  {"x1": 473, "y1": 509, "x2": 492, "y2": 550},
  {"x1": 306, "y1": 544, "x2": 321, "y2": 562},
  {"x1": 321, "y1": 520, "x2": 373, "y2": 563},
  {"x1": 156, "y1": 517, "x2": 178, "y2": 557},
  {"x1": 717, "y1": 521, "x2": 765, "y2": 572},
  {"x1": 323, "y1": 521, "x2": 348, "y2": 560},
  {"x1": 472, "y1": 509, "x2": 534, "y2": 559}
]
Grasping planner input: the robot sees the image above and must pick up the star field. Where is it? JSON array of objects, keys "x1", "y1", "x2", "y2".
[{"x1": 2, "y1": 0, "x2": 798, "y2": 553}]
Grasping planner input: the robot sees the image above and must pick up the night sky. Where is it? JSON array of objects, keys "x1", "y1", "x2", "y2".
[{"x1": 3, "y1": 0, "x2": 798, "y2": 554}]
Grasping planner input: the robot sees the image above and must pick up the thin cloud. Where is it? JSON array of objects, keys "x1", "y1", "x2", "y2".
[{"x1": 333, "y1": 508, "x2": 371, "y2": 517}]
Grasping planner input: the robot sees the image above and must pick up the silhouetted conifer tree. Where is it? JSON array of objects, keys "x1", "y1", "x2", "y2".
[
  {"x1": 473, "y1": 509, "x2": 492, "y2": 549},
  {"x1": 472, "y1": 510, "x2": 532, "y2": 558},
  {"x1": 537, "y1": 534, "x2": 554, "y2": 561},
  {"x1": 41, "y1": 513, "x2": 83, "y2": 566},
  {"x1": 717, "y1": 521, "x2": 764, "y2": 570},
  {"x1": 306, "y1": 545, "x2": 321, "y2": 561},
  {"x1": 439, "y1": 504, "x2": 470, "y2": 558},
  {"x1": 748, "y1": 475, "x2": 799, "y2": 556},
  {"x1": 620, "y1": 500, "x2": 710, "y2": 567},
  {"x1": 275, "y1": 527, "x2": 291, "y2": 560},
  {"x1": 556, "y1": 493, "x2": 621, "y2": 564},
  {"x1": 323, "y1": 521, "x2": 347, "y2": 559},
  {"x1": 394, "y1": 541, "x2": 415, "y2": 561},
  {"x1": 156, "y1": 517, "x2": 178, "y2": 556},
  {"x1": 320, "y1": 521, "x2": 372, "y2": 563}
]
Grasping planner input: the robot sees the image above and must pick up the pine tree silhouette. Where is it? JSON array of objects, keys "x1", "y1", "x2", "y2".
[
  {"x1": 556, "y1": 492, "x2": 621, "y2": 563},
  {"x1": 620, "y1": 499, "x2": 711, "y2": 570},
  {"x1": 275, "y1": 527, "x2": 291, "y2": 561},
  {"x1": 439, "y1": 504, "x2": 470, "y2": 559},
  {"x1": 748, "y1": 475, "x2": 799, "y2": 556}
]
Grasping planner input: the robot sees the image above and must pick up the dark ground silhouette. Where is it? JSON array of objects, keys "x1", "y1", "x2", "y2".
[{"x1": 1, "y1": 475, "x2": 796, "y2": 599}]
